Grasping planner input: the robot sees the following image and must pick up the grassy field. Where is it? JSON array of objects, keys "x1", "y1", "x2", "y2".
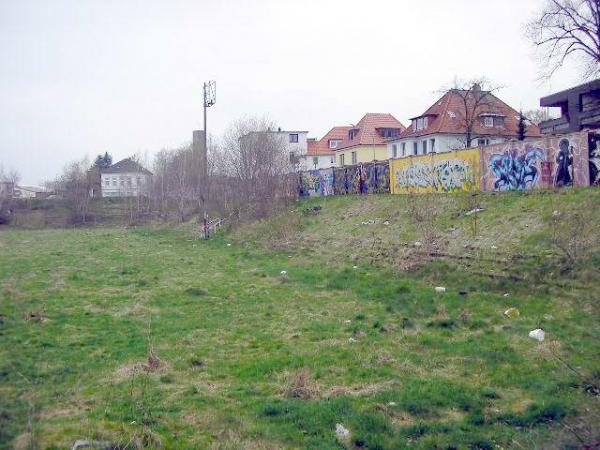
[{"x1": 1, "y1": 190, "x2": 599, "y2": 449}]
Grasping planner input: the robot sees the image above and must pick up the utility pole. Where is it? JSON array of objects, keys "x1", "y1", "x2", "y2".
[{"x1": 202, "y1": 80, "x2": 216, "y2": 239}]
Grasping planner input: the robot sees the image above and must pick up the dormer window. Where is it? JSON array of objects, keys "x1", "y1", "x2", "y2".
[
  {"x1": 329, "y1": 139, "x2": 341, "y2": 149},
  {"x1": 378, "y1": 128, "x2": 401, "y2": 138},
  {"x1": 483, "y1": 117, "x2": 493, "y2": 128},
  {"x1": 349, "y1": 129, "x2": 359, "y2": 140},
  {"x1": 412, "y1": 117, "x2": 428, "y2": 131}
]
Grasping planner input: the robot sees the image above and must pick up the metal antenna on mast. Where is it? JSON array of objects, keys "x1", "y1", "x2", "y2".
[{"x1": 202, "y1": 80, "x2": 216, "y2": 239}]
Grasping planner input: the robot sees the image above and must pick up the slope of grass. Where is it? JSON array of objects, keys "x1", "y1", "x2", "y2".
[{"x1": 0, "y1": 189, "x2": 599, "y2": 449}]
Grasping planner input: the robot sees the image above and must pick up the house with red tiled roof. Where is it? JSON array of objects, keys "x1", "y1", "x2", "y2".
[
  {"x1": 299, "y1": 126, "x2": 351, "y2": 170},
  {"x1": 335, "y1": 113, "x2": 405, "y2": 166},
  {"x1": 387, "y1": 87, "x2": 541, "y2": 158}
]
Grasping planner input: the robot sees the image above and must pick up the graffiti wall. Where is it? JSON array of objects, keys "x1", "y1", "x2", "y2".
[
  {"x1": 480, "y1": 131, "x2": 590, "y2": 191},
  {"x1": 589, "y1": 131, "x2": 600, "y2": 186},
  {"x1": 299, "y1": 168, "x2": 335, "y2": 197},
  {"x1": 390, "y1": 148, "x2": 481, "y2": 194}
]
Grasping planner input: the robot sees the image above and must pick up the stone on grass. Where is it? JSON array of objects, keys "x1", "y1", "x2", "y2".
[
  {"x1": 434, "y1": 286, "x2": 446, "y2": 293},
  {"x1": 335, "y1": 423, "x2": 351, "y2": 441},
  {"x1": 504, "y1": 307, "x2": 520, "y2": 318},
  {"x1": 529, "y1": 329, "x2": 545, "y2": 342}
]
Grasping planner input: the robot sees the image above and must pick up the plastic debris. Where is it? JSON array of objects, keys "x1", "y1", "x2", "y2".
[
  {"x1": 226, "y1": 243, "x2": 231, "y2": 247},
  {"x1": 491, "y1": 245, "x2": 498, "y2": 250},
  {"x1": 344, "y1": 319, "x2": 352, "y2": 324},
  {"x1": 529, "y1": 329, "x2": 545, "y2": 342},
  {"x1": 414, "y1": 241, "x2": 423, "y2": 247},
  {"x1": 465, "y1": 207, "x2": 485, "y2": 216},
  {"x1": 335, "y1": 423, "x2": 351, "y2": 441},
  {"x1": 552, "y1": 210, "x2": 561, "y2": 217},
  {"x1": 383, "y1": 221, "x2": 390, "y2": 225},
  {"x1": 348, "y1": 337, "x2": 356, "y2": 343},
  {"x1": 280, "y1": 270, "x2": 287, "y2": 275},
  {"x1": 504, "y1": 307, "x2": 520, "y2": 318},
  {"x1": 435, "y1": 286, "x2": 446, "y2": 293},
  {"x1": 353, "y1": 265, "x2": 358, "y2": 269},
  {"x1": 503, "y1": 293, "x2": 510, "y2": 297},
  {"x1": 387, "y1": 401, "x2": 397, "y2": 406}
]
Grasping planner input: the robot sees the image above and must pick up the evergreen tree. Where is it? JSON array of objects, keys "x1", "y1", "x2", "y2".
[
  {"x1": 517, "y1": 111, "x2": 526, "y2": 141},
  {"x1": 94, "y1": 152, "x2": 113, "y2": 169}
]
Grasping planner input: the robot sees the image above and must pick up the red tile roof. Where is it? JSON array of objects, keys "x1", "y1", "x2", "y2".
[
  {"x1": 338, "y1": 113, "x2": 405, "y2": 150},
  {"x1": 306, "y1": 126, "x2": 352, "y2": 156},
  {"x1": 396, "y1": 90, "x2": 541, "y2": 140}
]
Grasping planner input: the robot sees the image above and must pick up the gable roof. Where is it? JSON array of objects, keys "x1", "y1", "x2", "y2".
[
  {"x1": 395, "y1": 89, "x2": 541, "y2": 140},
  {"x1": 338, "y1": 113, "x2": 405, "y2": 150},
  {"x1": 306, "y1": 126, "x2": 352, "y2": 156},
  {"x1": 102, "y1": 158, "x2": 153, "y2": 175}
]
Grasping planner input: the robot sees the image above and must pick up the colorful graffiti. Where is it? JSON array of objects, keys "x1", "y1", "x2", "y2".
[
  {"x1": 488, "y1": 147, "x2": 546, "y2": 191},
  {"x1": 589, "y1": 132, "x2": 600, "y2": 186},
  {"x1": 299, "y1": 168, "x2": 335, "y2": 197},
  {"x1": 390, "y1": 148, "x2": 481, "y2": 194},
  {"x1": 480, "y1": 131, "x2": 590, "y2": 191}
]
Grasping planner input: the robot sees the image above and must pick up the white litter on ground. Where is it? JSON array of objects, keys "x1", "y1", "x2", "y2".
[
  {"x1": 335, "y1": 423, "x2": 351, "y2": 441},
  {"x1": 435, "y1": 286, "x2": 446, "y2": 293},
  {"x1": 280, "y1": 270, "x2": 287, "y2": 275},
  {"x1": 529, "y1": 329, "x2": 545, "y2": 342}
]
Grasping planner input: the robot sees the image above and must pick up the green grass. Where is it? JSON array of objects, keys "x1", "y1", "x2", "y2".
[{"x1": 0, "y1": 189, "x2": 599, "y2": 449}]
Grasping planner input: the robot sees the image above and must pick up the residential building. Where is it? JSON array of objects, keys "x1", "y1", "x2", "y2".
[
  {"x1": 13, "y1": 185, "x2": 51, "y2": 199},
  {"x1": 101, "y1": 158, "x2": 152, "y2": 197},
  {"x1": 336, "y1": 113, "x2": 405, "y2": 166},
  {"x1": 539, "y1": 79, "x2": 600, "y2": 134},
  {"x1": 387, "y1": 87, "x2": 541, "y2": 158},
  {"x1": 300, "y1": 126, "x2": 351, "y2": 170}
]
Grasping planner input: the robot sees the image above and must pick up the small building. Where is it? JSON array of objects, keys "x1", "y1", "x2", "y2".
[
  {"x1": 539, "y1": 79, "x2": 600, "y2": 134},
  {"x1": 300, "y1": 126, "x2": 351, "y2": 170},
  {"x1": 336, "y1": 113, "x2": 405, "y2": 166},
  {"x1": 13, "y1": 185, "x2": 50, "y2": 199},
  {"x1": 387, "y1": 87, "x2": 541, "y2": 158},
  {"x1": 101, "y1": 158, "x2": 152, "y2": 198}
]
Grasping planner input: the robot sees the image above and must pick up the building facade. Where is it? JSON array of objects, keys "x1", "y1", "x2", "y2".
[
  {"x1": 101, "y1": 158, "x2": 152, "y2": 197},
  {"x1": 336, "y1": 113, "x2": 405, "y2": 166},
  {"x1": 539, "y1": 79, "x2": 600, "y2": 134},
  {"x1": 387, "y1": 87, "x2": 541, "y2": 158},
  {"x1": 300, "y1": 126, "x2": 351, "y2": 170}
]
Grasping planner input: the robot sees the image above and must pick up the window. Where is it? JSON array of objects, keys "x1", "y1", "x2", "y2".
[
  {"x1": 312, "y1": 157, "x2": 318, "y2": 167},
  {"x1": 127, "y1": 177, "x2": 132, "y2": 187},
  {"x1": 422, "y1": 140, "x2": 427, "y2": 154},
  {"x1": 112, "y1": 177, "x2": 117, "y2": 186},
  {"x1": 494, "y1": 117, "x2": 505, "y2": 127},
  {"x1": 340, "y1": 154, "x2": 345, "y2": 166},
  {"x1": 392, "y1": 144, "x2": 398, "y2": 158},
  {"x1": 289, "y1": 133, "x2": 299, "y2": 143},
  {"x1": 380, "y1": 128, "x2": 401, "y2": 138},
  {"x1": 478, "y1": 138, "x2": 490, "y2": 146},
  {"x1": 329, "y1": 139, "x2": 341, "y2": 149},
  {"x1": 351, "y1": 151, "x2": 357, "y2": 165},
  {"x1": 136, "y1": 177, "x2": 141, "y2": 185},
  {"x1": 413, "y1": 142, "x2": 418, "y2": 155},
  {"x1": 401, "y1": 143, "x2": 406, "y2": 156},
  {"x1": 430, "y1": 138, "x2": 435, "y2": 153},
  {"x1": 483, "y1": 116, "x2": 493, "y2": 128},
  {"x1": 349, "y1": 129, "x2": 358, "y2": 140},
  {"x1": 104, "y1": 178, "x2": 110, "y2": 186}
]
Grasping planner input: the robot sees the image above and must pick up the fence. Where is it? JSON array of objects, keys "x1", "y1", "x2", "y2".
[{"x1": 298, "y1": 130, "x2": 598, "y2": 197}]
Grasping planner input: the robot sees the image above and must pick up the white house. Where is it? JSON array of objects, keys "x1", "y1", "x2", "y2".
[
  {"x1": 101, "y1": 158, "x2": 152, "y2": 197},
  {"x1": 298, "y1": 126, "x2": 351, "y2": 170},
  {"x1": 240, "y1": 128, "x2": 310, "y2": 170},
  {"x1": 387, "y1": 87, "x2": 541, "y2": 159}
]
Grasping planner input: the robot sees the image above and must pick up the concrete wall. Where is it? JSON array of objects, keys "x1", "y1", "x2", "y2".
[
  {"x1": 337, "y1": 145, "x2": 388, "y2": 166},
  {"x1": 101, "y1": 172, "x2": 151, "y2": 197},
  {"x1": 390, "y1": 148, "x2": 481, "y2": 194},
  {"x1": 480, "y1": 131, "x2": 589, "y2": 191}
]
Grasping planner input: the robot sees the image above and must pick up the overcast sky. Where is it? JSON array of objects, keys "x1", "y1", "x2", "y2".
[{"x1": 0, "y1": 0, "x2": 583, "y2": 184}]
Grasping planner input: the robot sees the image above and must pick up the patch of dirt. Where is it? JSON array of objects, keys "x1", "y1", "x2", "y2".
[
  {"x1": 113, "y1": 351, "x2": 170, "y2": 382},
  {"x1": 323, "y1": 380, "x2": 399, "y2": 399},
  {"x1": 23, "y1": 310, "x2": 47, "y2": 323}
]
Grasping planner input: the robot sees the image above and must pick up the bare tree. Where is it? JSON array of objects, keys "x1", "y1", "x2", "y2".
[
  {"x1": 523, "y1": 108, "x2": 557, "y2": 125},
  {"x1": 526, "y1": 0, "x2": 600, "y2": 80},
  {"x1": 54, "y1": 157, "x2": 93, "y2": 224},
  {"x1": 0, "y1": 164, "x2": 20, "y2": 198},
  {"x1": 220, "y1": 117, "x2": 295, "y2": 218},
  {"x1": 445, "y1": 78, "x2": 503, "y2": 148}
]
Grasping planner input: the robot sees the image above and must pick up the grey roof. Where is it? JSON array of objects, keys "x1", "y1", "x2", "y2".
[{"x1": 102, "y1": 158, "x2": 153, "y2": 175}]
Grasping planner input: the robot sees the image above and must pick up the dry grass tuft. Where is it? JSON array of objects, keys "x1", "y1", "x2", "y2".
[{"x1": 285, "y1": 367, "x2": 315, "y2": 400}]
